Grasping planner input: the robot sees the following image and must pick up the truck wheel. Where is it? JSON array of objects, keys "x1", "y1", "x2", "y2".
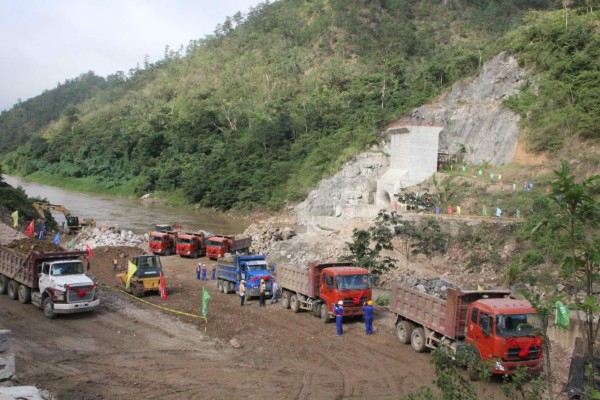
[
  {"x1": 7, "y1": 280, "x2": 19, "y2": 300},
  {"x1": 191, "y1": 251, "x2": 198, "y2": 259},
  {"x1": 18, "y1": 284, "x2": 32, "y2": 304},
  {"x1": 282, "y1": 291, "x2": 291, "y2": 309},
  {"x1": 221, "y1": 281, "x2": 228, "y2": 294},
  {"x1": 43, "y1": 297, "x2": 57, "y2": 319},
  {"x1": 410, "y1": 327, "x2": 427, "y2": 353},
  {"x1": 320, "y1": 304, "x2": 330, "y2": 323},
  {"x1": 0, "y1": 275, "x2": 8, "y2": 295},
  {"x1": 290, "y1": 294, "x2": 300, "y2": 313},
  {"x1": 396, "y1": 320, "x2": 414, "y2": 344},
  {"x1": 216, "y1": 280, "x2": 222, "y2": 292}
]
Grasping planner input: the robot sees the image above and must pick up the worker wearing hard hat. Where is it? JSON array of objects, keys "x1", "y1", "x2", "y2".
[
  {"x1": 333, "y1": 300, "x2": 344, "y2": 336},
  {"x1": 259, "y1": 278, "x2": 267, "y2": 307},
  {"x1": 239, "y1": 280, "x2": 246, "y2": 306},
  {"x1": 362, "y1": 300, "x2": 374, "y2": 335}
]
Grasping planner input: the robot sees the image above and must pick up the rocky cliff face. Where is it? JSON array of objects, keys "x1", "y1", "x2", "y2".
[
  {"x1": 413, "y1": 51, "x2": 528, "y2": 164},
  {"x1": 294, "y1": 51, "x2": 527, "y2": 222}
]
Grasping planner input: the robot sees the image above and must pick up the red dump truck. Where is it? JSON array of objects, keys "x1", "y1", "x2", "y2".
[
  {"x1": 175, "y1": 232, "x2": 206, "y2": 258},
  {"x1": 0, "y1": 245, "x2": 99, "y2": 318},
  {"x1": 278, "y1": 262, "x2": 373, "y2": 323},
  {"x1": 389, "y1": 283, "x2": 543, "y2": 375},
  {"x1": 206, "y1": 235, "x2": 252, "y2": 260},
  {"x1": 149, "y1": 230, "x2": 178, "y2": 256}
]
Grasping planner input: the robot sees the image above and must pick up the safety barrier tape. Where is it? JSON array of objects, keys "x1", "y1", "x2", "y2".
[{"x1": 99, "y1": 282, "x2": 207, "y2": 321}]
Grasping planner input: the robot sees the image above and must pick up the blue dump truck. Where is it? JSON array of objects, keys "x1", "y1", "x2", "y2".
[{"x1": 216, "y1": 255, "x2": 272, "y2": 298}]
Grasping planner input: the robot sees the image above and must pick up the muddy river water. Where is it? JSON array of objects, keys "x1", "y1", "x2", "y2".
[{"x1": 4, "y1": 175, "x2": 249, "y2": 235}]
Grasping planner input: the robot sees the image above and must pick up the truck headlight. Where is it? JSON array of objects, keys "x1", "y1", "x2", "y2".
[
  {"x1": 494, "y1": 361, "x2": 506, "y2": 372},
  {"x1": 53, "y1": 289, "x2": 65, "y2": 301}
]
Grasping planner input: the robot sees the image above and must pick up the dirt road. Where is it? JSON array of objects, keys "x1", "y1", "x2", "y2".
[{"x1": 0, "y1": 246, "x2": 510, "y2": 400}]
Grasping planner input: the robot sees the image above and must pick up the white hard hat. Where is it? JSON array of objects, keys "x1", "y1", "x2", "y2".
[{"x1": 338, "y1": 300, "x2": 343, "y2": 305}]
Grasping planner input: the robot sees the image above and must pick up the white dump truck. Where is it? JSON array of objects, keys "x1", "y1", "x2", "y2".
[{"x1": 0, "y1": 245, "x2": 99, "y2": 318}]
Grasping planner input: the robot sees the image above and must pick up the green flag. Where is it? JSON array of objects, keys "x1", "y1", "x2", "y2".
[
  {"x1": 555, "y1": 301, "x2": 569, "y2": 329},
  {"x1": 68, "y1": 238, "x2": 75, "y2": 251},
  {"x1": 11, "y1": 211, "x2": 18, "y2": 227},
  {"x1": 202, "y1": 287, "x2": 211, "y2": 318}
]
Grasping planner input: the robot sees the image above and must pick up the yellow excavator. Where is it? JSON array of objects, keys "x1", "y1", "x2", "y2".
[{"x1": 33, "y1": 202, "x2": 96, "y2": 233}]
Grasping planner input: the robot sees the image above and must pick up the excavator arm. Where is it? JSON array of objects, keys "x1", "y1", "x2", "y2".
[{"x1": 33, "y1": 202, "x2": 73, "y2": 220}]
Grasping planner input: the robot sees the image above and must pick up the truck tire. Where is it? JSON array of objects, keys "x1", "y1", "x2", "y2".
[
  {"x1": 43, "y1": 297, "x2": 57, "y2": 319},
  {"x1": 290, "y1": 294, "x2": 300, "y2": 313},
  {"x1": 282, "y1": 291, "x2": 291, "y2": 309},
  {"x1": 396, "y1": 320, "x2": 414, "y2": 344},
  {"x1": 410, "y1": 327, "x2": 427, "y2": 353},
  {"x1": 216, "y1": 280, "x2": 222, "y2": 292},
  {"x1": 191, "y1": 250, "x2": 198, "y2": 259},
  {"x1": 0, "y1": 275, "x2": 8, "y2": 295},
  {"x1": 18, "y1": 284, "x2": 31, "y2": 304},
  {"x1": 7, "y1": 280, "x2": 19, "y2": 300},
  {"x1": 320, "y1": 304, "x2": 330, "y2": 323}
]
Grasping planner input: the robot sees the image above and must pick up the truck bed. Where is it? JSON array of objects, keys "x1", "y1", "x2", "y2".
[
  {"x1": 278, "y1": 264, "x2": 313, "y2": 297},
  {"x1": 0, "y1": 246, "x2": 87, "y2": 289},
  {"x1": 217, "y1": 263, "x2": 238, "y2": 282},
  {"x1": 230, "y1": 237, "x2": 252, "y2": 252}
]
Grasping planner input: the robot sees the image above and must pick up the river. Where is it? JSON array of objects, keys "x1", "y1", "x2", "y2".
[{"x1": 4, "y1": 175, "x2": 250, "y2": 235}]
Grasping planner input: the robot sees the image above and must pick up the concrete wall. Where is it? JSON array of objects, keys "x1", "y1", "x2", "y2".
[{"x1": 376, "y1": 125, "x2": 441, "y2": 206}]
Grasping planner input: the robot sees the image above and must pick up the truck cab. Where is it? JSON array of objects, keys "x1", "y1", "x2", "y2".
[
  {"x1": 35, "y1": 259, "x2": 99, "y2": 318},
  {"x1": 149, "y1": 231, "x2": 177, "y2": 256},
  {"x1": 466, "y1": 298, "x2": 543, "y2": 374},
  {"x1": 237, "y1": 255, "x2": 273, "y2": 297},
  {"x1": 176, "y1": 232, "x2": 206, "y2": 258},
  {"x1": 206, "y1": 236, "x2": 230, "y2": 259},
  {"x1": 320, "y1": 266, "x2": 373, "y2": 317}
]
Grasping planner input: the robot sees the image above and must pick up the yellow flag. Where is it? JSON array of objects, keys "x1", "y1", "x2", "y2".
[
  {"x1": 11, "y1": 211, "x2": 18, "y2": 227},
  {"x1": 477, "y1": 284, "x2": 484, "y2": 291},
  {"x1": 126, "y1": 261, "x2": 138, "y2": 289}
]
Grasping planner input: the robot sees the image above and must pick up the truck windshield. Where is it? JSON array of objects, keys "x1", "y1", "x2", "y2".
[
  {"x1": 495, "y1": 313, "x2": 541, "y2": 338},
  {"x1": 51, "y1": 262, "x2": 84, "y2": 276},
  {"x1": 335, "y1": 274, "x2": 371, "y2": 290},
  {"x1": 208, "y1": 241, "x2": 223, "y2": 248},
  {"x1": 150, "y1": 235, "x2": 165, "y2": 242},
  {"x1": 177, "y1": 238, "x2": 192, "y2": 244},
  {"x1": 246, "y1": 264, "x2": 267, "y2": 271}
]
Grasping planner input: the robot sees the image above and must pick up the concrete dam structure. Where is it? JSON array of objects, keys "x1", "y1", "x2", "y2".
[{"x1": 376, "y1": 122, "x2": 443, "y2": 206}]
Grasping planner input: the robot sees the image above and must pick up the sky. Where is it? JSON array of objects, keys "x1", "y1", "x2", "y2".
[{"x1": 0, "y1": 0, "x2": 265, "y2": 112}]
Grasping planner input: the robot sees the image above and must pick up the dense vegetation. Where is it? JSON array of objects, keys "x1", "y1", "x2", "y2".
[{"x1": 3, "y1": 0, "x2": 596, "y2": 211}]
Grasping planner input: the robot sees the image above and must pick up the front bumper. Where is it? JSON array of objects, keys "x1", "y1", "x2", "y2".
[
  {"x1": 492, "y1": 358, "x2": 543, "y2": 374},
  {"x1": 54, "y1": 299, "x2": 100, "y2": 314}
]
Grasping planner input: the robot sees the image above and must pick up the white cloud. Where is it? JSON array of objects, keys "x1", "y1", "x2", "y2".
[{"x1": 0, "y1": 0, "x2": 264, "y2": 112}]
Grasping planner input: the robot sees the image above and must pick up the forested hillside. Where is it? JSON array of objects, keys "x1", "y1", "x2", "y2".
[{"x1": 1, "y1": 0, "x2": 597, "y2": 211}]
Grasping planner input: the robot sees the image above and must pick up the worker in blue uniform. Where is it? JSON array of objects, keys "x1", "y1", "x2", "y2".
[
  {"x1": 362, "y1": 300, "x2": 374, "y2": 335},
  {"x1": 201, "y1": 264, "x2": 207, "y2": 280},
  {"x1": 334, "y1": 300, "x2": 344, "y2": 336},
  {"x1": 196, "y1": 263, "x2": 201, "y2": 280}
]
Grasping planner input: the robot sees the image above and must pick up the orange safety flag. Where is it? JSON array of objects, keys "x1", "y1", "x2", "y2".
[
  {"x1": 159, "y1": 271, "x2": 168, "y2": 301},
  {"x1": 25, "y1": 220, "x2": 35, "y2": 237}
]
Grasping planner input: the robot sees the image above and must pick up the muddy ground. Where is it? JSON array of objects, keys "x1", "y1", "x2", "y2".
[{"x1": 0, "y1": 236, "x2": 570, "y2": 400}]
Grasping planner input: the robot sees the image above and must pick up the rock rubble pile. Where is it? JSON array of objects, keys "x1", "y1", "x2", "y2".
[
  {"x1": 73, "y1": 226, "x2": 146, "y2": 250},
  {"x1": 244, "y1": 220, "x2": 296, "y2": 256}
]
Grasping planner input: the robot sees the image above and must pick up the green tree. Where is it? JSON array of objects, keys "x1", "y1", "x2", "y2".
[{"x1": 535, "y1": 161, "x2": 600, "y2": 396}]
